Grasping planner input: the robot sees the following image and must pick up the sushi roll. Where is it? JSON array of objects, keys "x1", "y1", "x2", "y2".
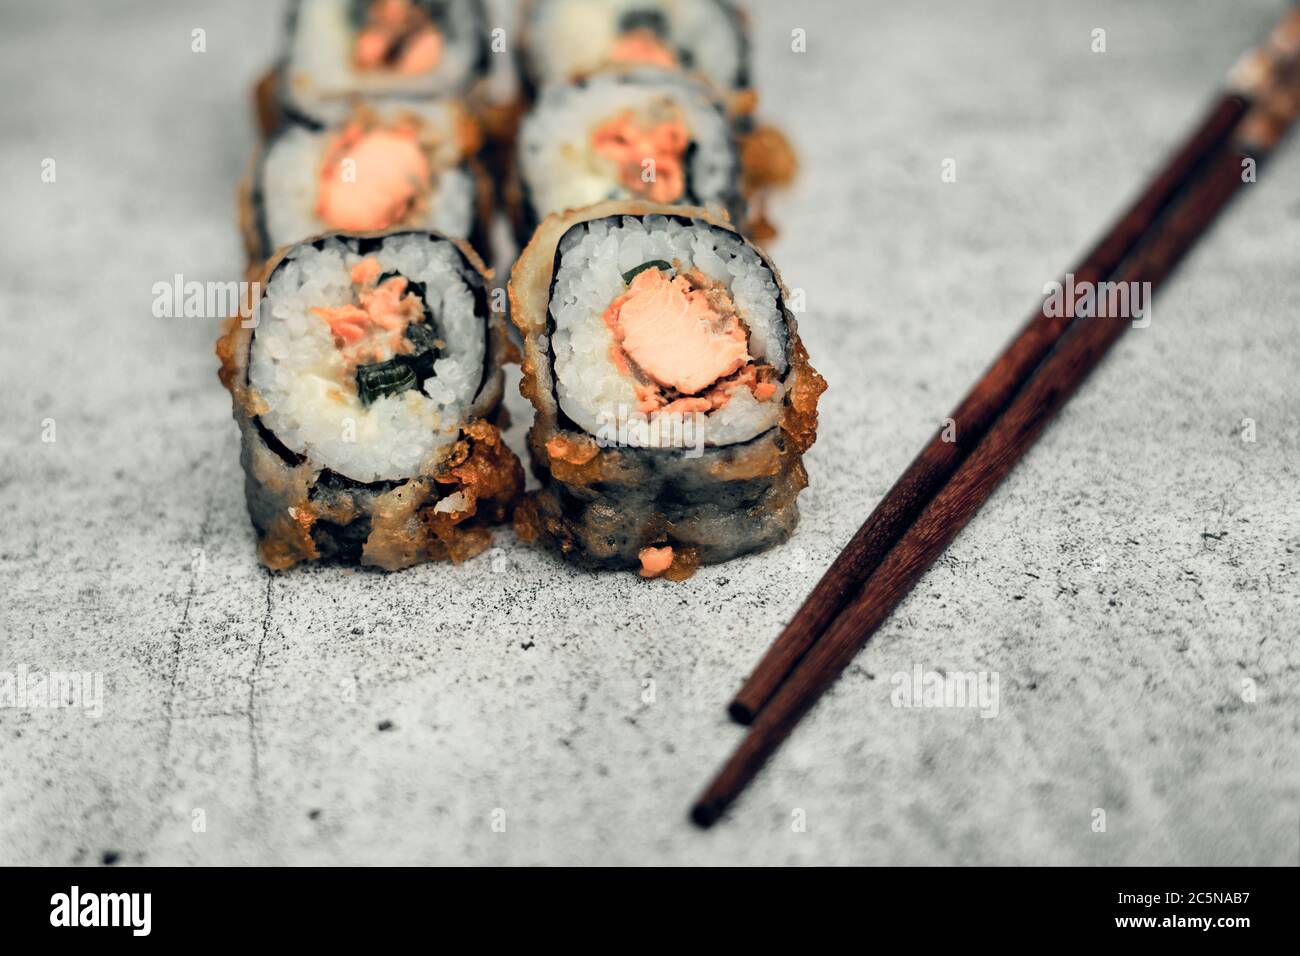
[
  {"x1": 240, "y1": 101, "x2": 492, "y2": 266},
  {"x1": 509, "y1": 200, "x2": 824, "y2": 579},
  {"x1": 518, "y1": 0, "x2": 751, "y2": 110},
  {"x1": 272, "y1": 0, "x2": 490, "y2": 131},
  {"x1": 509, "y1": 68, "x2": 745, "y2": 243},
  {"x1": 217, "y1": 231, "x2": 523, "y2": 571}
]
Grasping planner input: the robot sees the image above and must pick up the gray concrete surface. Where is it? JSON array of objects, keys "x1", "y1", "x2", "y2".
[{"x1": 0, "y1": 0, "x2": 1297, "y2": 866}]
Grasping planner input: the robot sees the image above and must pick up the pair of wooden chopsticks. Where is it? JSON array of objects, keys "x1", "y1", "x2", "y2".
[{"x1": 692, "y1": 7, "x2": 1300, "y2": 828}]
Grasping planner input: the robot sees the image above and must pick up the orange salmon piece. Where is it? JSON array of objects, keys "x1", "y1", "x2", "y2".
[
  {"x1": 315, "y1": 123, "x2": 430, "y2": 232},
  {"x1": 354, "y1": 0, "x2": 443, "y2": 74},
  {"x1": 591, "y1": 110, "x2": 689, "y2": 204},
  {"x1": 604, "y1": 268, "x2": 749, "y2": 396}
]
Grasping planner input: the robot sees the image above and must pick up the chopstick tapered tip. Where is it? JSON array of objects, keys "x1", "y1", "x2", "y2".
[
  {"x1": 727, "y1": 700, "x2": 756, "y2": 725},
  {"x1": 689, "y1": 800, "x2": 723, "y2": 829}
]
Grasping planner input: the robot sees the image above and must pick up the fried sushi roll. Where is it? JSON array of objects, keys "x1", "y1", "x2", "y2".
[
  {"x1": 272, "y1": 0, "x2": 490, "y2": 131},
  {"x1": 509, "y1": 200, "x2": 824, "y2": 579},
  {"x1": 240, "y1": 101, "x2": 492, "y2": 267},
  {"x1": 509, "y1": 68, "x2": 745, "y2": 244},
  {"x1": 518, "y1": 0, "x2": 751, "y2": 110},
  {"x1": 218, "y1": 232, "x2": 523, "y2": 571}
]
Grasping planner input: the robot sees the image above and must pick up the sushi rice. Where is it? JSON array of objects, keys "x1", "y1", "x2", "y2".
[
  {"x1": 281, "y1": 0, "x2": 490, "y2": 128},
  {"x1": 250, "y1": 234, "x2": 487, "y2": 483},
  {"x1": 520, "y1": 0, "x2": 749, "y2": 98},
  {"x1": 247, "y1": 101, "x2": 484, "y2": 263},
  {"x1": 516, "y1": 68, "x2": 743, "y2": 233},
  {"x1": 548, "y1": 213, "x2": 785, "y2": 447}
]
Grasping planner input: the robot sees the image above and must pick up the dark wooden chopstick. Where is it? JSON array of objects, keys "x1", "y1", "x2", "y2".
[
  {"x1": 695, "y1": 26, "x2": 1300, "y2": 827},
  {"x1": 727, "y1": 7, "x2": 1300, "y2": 726}
]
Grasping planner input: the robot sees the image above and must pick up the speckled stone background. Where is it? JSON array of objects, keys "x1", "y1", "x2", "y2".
[{"x1": 1, "y1": 0, "x2": 1297, "y2": 866}]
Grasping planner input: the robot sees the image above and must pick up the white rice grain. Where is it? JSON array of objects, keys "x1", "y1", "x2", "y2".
[
  {"x1": 250, "y1": 234, "x2": 485, "y2": 482},
  {"x1": 284, "y1": 0, "x2": 487, "y2": 126},
  {"x1": 519, "y1": 68, "x2": 738, "y2": 221},
  {"x1": 525, "y1": 0, "x2": 744, "y2": 94},
  {"x1": 550, "y1": 215, "x2": 787, "y2": 448}
]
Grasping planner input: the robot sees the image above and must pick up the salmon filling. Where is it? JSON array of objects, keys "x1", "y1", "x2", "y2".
[
  {"x1": 311, "y1": 257, "x2": 434, "y2": 373},
  {"x1": 590, "y1": 110, "x2": 689, "y2": 205},
  {"x1": 608, "y1": 28, "x2": 678, "y2": 69},
  {"x1": 602, "y1": 265, "x2": 778, "y2": 416},
  {"x1": 353, "y1": 0, "x2": 444, "y2": 74},
  {"x1": 638, "y1": 546, "x2": 674, "y2": 578},
  {"x1": 315, "y1": 121, "x2": 431, "y2": 232}
]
